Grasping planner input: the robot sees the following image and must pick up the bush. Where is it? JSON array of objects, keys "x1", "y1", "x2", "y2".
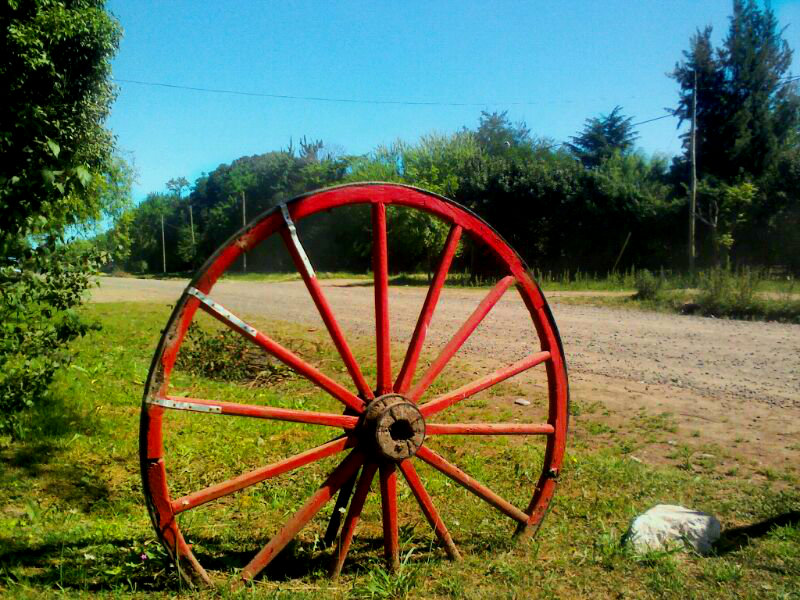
[
  {"x1": 130, "y1": 259, "x2": 149, "y2": 274},
  {"x1": 634, "y1": 269, "x2": 664, "y2": 300},
  {"x1": 0, "y1": 243, "x2": 102, "y2": 438},
  {"x1": 697, "y1": 266, "x2": 760, "y2": 315},
  {"x1": 691, "y1": 267, "x2": 800, "y2": 322},
  {"x1": 1, "y1": 0, "x2": 125, "y2": 437},
  {"x1": 175, "y1": 324, "x2": 294, "y2": 386}
]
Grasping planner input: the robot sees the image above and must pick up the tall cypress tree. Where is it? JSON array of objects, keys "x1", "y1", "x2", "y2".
[
  {"x1": 721, "y1": 0, "x2": 798, "y2": 179},
  {"x1": 567, "y1": 106, "x2": 639, "y2": 168},
  {"x1": 673, "y1": 0, "x2": 799, "y2": 183},
  {"x1": 672, "y1": 0, "x2": 800, "y2": 266}
]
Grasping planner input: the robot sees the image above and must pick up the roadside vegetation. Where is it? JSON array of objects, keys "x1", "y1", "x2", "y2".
[
  {"x1": 98, "y1": 1, "x2": 799, "y2": 289},
  {"x1": 0, "y1": 302, "x2": 797, "y2": 598},
  {"x1": 107, "y1": 264, "x2": 800, "y2": 323},
  {"x1": 629, "y1": 267, "x2": 800, "y2": 323}
]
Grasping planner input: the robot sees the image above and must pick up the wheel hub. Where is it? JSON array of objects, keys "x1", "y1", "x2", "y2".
[{"x1": 363, "y1": 394, "x2": 425, "y2": 461}]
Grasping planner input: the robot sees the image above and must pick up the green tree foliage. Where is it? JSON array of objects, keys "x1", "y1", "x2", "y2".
[
  {"x1": 123, "y1": 143, "x2": 349, "y2": 273},
  {"x1": 695, "y1": 179, "x2": 756, "y2": 262},
  {"x1": 672, "y1": 0, "x2": 800, "y2": 266},
  {"x1": 1, "y1": 0, "x2": 122, "y2": 239},
  {"x1": 0, "y1": 0, "x2": 124, "y2": 436},
  {"x1": 474, "y1": 110, "x2": 532, "y2": 157},
  {"x1": 345, "y1": 133, "x2": 481, "y2": 273},
  {"x1": 115, "y1": 113, "x2": 675, "y2": 278},
  {"x1": 567, "y1": 106, "x2": 639, "y2": 168},
  {"x1": 111, "y1": 0, "x2": 799, "y2": 279},
  {"x1": 127, "y1": 193, "x2": 173, "y2": 272}
]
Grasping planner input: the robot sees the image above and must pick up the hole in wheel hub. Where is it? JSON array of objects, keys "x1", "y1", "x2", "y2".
[
  {"x1": 389, "y1": 420, "x2": 415, "y2": 442},
  {"x1": 363, "y1": 394, "x2": 425, "y2": 461}
]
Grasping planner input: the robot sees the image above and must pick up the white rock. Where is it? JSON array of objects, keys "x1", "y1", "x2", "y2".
[
  {"x1": 514, "y1": 398, "x2": 531, "y2": 406},
  {"x1": 625, "y1": 504, "x2": 720, "y2": 555}
]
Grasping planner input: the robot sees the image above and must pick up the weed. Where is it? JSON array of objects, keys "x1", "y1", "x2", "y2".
[
  {"x1": 617, "y1": 439, "x2": 636, "y2": 454},
  {"x1": 586, "y1": 421, "x2": 615, "y2": 435},
  {"x1": 667, "y1": 445, "x2": 694, "y2": 471},
  {"x1": 704, "y1": 559, "x2": 743, "y2": 584},
  {"x1": 634, "y1": 269, "x2": 665, "y2": 300},
  {"x1": 175, "y1": 323, "x2": 294, "y2": 386},
  {"x1": 351, "y1": 550, "x2": 419, "y2": 599}
]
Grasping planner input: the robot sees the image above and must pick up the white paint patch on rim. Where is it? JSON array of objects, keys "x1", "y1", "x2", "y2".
[
  {"x1": 185, "y1": 286, "x2": 259, "y2": 337},
  {"x1": 280, "y1": 203, "x2": 316, "y2": 278}
]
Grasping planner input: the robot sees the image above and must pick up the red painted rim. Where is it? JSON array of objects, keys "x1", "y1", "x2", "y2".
[{"x1": 139, "y1": 183, "x2": 569, "y2": 586}]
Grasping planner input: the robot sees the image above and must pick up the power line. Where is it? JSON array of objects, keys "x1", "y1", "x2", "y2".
[
  {"x1": 113, "y1": 78, "x2": 537, "y2": 107},
  {"x1": 114, "y1": 77, "x2": 677, "y2": 129},
  {"x1": 632, "y1": 113, "x2": 673, "y2": 126},
  {"x1": 113, "y1": 78, "x2": 679, "y2": 119}
]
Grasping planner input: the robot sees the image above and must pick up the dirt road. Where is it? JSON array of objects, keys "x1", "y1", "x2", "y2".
[{"x1": 93, "y1": 276, "x2": 800, "y2": 476}]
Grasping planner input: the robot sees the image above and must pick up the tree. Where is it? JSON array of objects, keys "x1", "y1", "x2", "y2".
[
  {"x1": 1, "y1": 0, "x2": 122, "y2": 241},
  {"x1": 672, "y1": 0, "x2": 800, "y2": 267},
  {"x1": 474, "y1": 111, "x2": 532, "y2": 157},
  {"x1": 0, "y1": 0, "x2": 124, "y2": 436},
  {"x1": 567, "y1": 106, "x2": 639, "y2": 168},
  {"x1": 167, "y1": 176, "x2": 195, "y2": 266},
  {"x1": 127, "y1": 193, "x2": 175, "y2": 272},
  {"x1": 695, "y1": 180, "x2": 756, "y2": 263},
  {"x1": 673, "y1": 2, "x2": 798, "y2": 182}
]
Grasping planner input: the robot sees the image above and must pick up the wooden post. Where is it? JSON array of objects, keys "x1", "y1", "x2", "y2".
[
  {"x1": 689, "y1": 69, "x2": 697, "y2": 273},
  {"x1": 189, "y1": 204, "x2": 195, "y2": 246},
  {"x1": 161, "y1": 213, "x2": 166, "y2": 274},
  {"x1": 241, "y1": 191, "x2": 247, "y2": 273}
]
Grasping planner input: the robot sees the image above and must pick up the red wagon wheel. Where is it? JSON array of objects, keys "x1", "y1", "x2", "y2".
[{"x1": 139, "y1": 183, "x2": 568, "y2": 587}]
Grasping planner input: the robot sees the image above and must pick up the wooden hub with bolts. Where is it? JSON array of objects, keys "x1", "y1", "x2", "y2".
[{"x1": 364, "y1": 394, "x2": 426, "y2": 461}]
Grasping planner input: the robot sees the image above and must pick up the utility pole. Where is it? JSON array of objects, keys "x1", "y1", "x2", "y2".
[
  {"x1": 241, "y1": 190, "x2": 247, "y2": 273},
  {"x1": 689, "y1": 69, "x2": 697, "y2": 274},
  {"x1": 189, "y1": 204, "x2": 195, "y2": 246},
  {"x1": 161, "y1": 212, "x2": 166, "y2": 274}
]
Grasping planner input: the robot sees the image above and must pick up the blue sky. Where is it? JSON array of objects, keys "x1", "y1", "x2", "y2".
[{"x1": 106, "y1": 1, "x2": 800, "y2": 201}]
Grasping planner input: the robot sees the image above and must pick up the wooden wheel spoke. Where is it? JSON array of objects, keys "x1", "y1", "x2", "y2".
[
  {"x1": 186, "y1": 287, "x2": 365, "y2": 413},
  {"x1": 419, "y1": 351, "x2": 550, "y2": 418},
  {"x1": 395, "y1": 225, "x2": 462, "y2": 394},
  {"x1": 373, "y1": 203, "x2": 392, "y2": 395},
  {"x1": 425, "y1": 423, "x2": 554, "y2": 435},
  {"x1": 239, "y1": 449, "x2": 365, "y2": 584},
  {"x1": 398, "y1": 460, "x2": 460, "y2": 560},
  {"x1": 154, "y1": 395, "x2": 359, "y2": 429},
  {"x1": 323, "y1": 469, "x2": 359, "y2": 547},
  {"x1": 409, "y1": 276, "x2": 516, "y2": 402},
  {"x1": 279, "y1": 205, "x2": 373, "y2": 400},
  {"x1": 379, "y1": 462, "x2": 400, "y2": 571},
  {"x1": 172, "y1": 437, "x2": 353, "y2": 514},
  {"x1": 331, "y1": 462, "x2": 379, "y2": 578},
  {"x1": 415, "y1": 445, "x2": 528, "y2": 524}
]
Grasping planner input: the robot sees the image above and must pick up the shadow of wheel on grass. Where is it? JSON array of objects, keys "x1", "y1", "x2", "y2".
[
  {"x1": 0, "y1": 535, "x2": 182, "y2": 593},
  {"x1": 190, "y1": 526, "x2": 506, "y2": 582}
]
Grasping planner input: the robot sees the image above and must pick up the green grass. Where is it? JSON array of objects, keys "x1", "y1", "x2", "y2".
[{"x1": 1, "y1": 302, "x2": 798, "y2": 598}]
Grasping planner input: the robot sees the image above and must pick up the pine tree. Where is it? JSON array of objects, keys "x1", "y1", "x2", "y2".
[
  {"x1": 672, "y1": 0, "x2": 799, "y2": 182},
  {"x1": 567, "y1": 106, "x2": 639, "y2": 168},
  {"x1": 671, "y1": 27, "x2": 727, "y2": 179}
]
